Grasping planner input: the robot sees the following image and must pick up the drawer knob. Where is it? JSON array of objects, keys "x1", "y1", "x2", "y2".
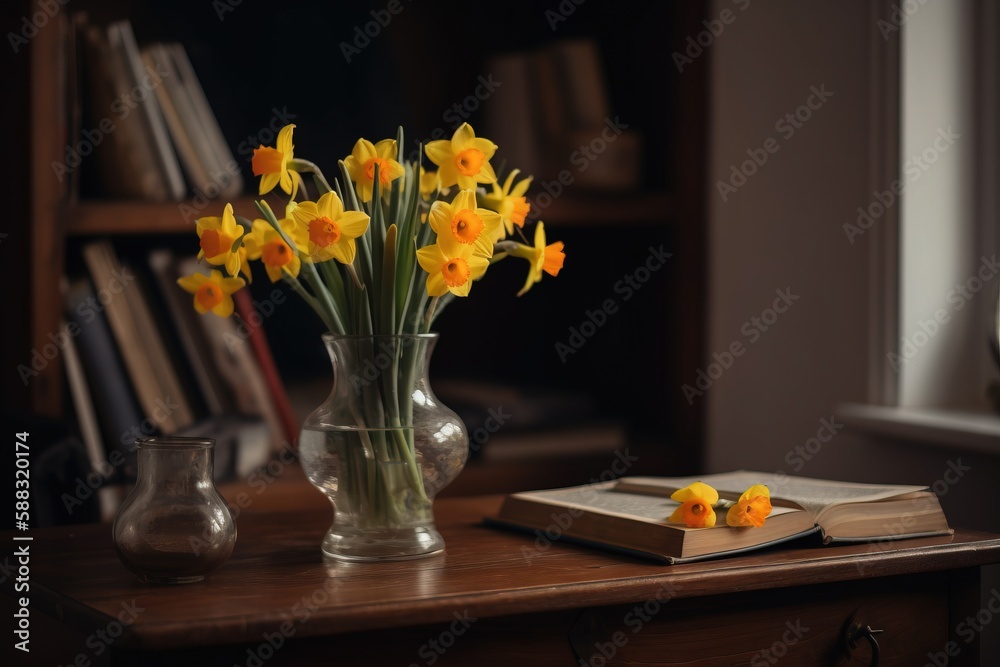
[{"x1": 845, "y1": 614, "x2": 884, "y2": 666}]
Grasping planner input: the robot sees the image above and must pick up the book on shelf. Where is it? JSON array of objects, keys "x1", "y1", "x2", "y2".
[
  {"x1": 147, "y1": 249, "x2": 232, "y2": 416},
  {"x1": 177, "y1": 257, "x2": 287, "y2": 452},
  {"x1": 82, "y1": 241, "x2": 196, "y2": 434},
  {"x1": 81, "y1": 18, "x2": 185, "y2": 201},
  {"x1": 60, "y1": 303, "x2": 124, "y2": 522},
  {"x1": 73, "y1": 15, "x2": 238, "y2": 202},
  {"x1": 64, "y1": 278, "x2": 144, "y2": 487},
  {"x1": 141, "y1": 42, "x2": 243, "y2": 200},
  {"x1": 482, "y1": 38, "x2": 641, "y2": 190},
  {"x1": 233, "y1": 289, "x2": 299, "y2": 446},
  {"x1": 488, "y1": 470, "x2": 952, "y2": 564}
]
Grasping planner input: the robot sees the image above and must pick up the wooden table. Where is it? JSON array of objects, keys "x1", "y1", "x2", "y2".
[{"x1": 4, "y1": 496, "x2": 1000, "y2": 666}]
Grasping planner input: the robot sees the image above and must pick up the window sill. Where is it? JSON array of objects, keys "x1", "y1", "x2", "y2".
[{"x1": 837, "y1": 403, "x2": 1000, "y2": 454}]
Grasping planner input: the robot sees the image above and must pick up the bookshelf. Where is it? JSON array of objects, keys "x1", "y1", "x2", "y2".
[{"x1": 15, "y1": 0, "x2": 709, "y2": 483}]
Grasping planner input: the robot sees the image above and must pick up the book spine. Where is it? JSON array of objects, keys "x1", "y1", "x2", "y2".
[{"x1": 234, "y1": 289, "x2": 299, "y2": 446}]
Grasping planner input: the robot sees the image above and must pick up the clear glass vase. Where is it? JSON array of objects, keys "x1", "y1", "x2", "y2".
[
  {"x1": 299, "y1": 334, "x2": 469, "y2": 561},
  {"x1": 112, "y1": 437, "x2": 237, "y2": 584}
]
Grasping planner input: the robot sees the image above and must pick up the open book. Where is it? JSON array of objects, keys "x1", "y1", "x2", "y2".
[{"x1": 488, "y1": 471, "x2": 952, "y2": 563}]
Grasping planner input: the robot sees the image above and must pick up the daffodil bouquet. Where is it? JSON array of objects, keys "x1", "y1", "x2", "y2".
[
  {"x1": 178, "y1": 122, "x2": 565, "y2": 330},
  {"x1": 177, "y1": 122, "x2": 565, "y2": 536}
]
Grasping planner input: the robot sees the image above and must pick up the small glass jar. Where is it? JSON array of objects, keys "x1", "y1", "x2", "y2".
[{"x1": 112, "y1": 437, "x2": 236, "y2": 584}]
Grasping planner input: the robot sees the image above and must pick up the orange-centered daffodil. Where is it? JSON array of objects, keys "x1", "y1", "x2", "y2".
[
  {"x1": 726, "y1": 484, "x2": 773, "y2": 528},
  {"x1": 428, "y1": 190, "x2": 500, "y2": 258},
  {"x1": 425, "y1": 123, "x2": 498, "y2": 190},
  {"x1": 484, "y1": 169, "x2": 533, "y2": 240},
  {"x1": 415, "y1": 231, "x2": 490, "y2": 298},
  {"x1": 343, "y1": 137, "x2": 405, "y2": 203},
  {"x1": 257, "y1": 218, "x2": 307, "y2": 283},
  {"x1": 505, "y1": 221, "x2": 566, "y2": 296},
  {"x1": 667, "y1": 482, "x2": 720, "y2": 528},
  {"x1": 176, "y1": 269, "x2": 245, "y2": 317},
  {"x1": 291, "y1": 191, "x2": 370, "y2": 264},
  {"x1": 196, "y1": 203, "x2": 251, "y2": 281},
  {"x1": 252, "y1": 124, "x2": 300, "y2": 196}
]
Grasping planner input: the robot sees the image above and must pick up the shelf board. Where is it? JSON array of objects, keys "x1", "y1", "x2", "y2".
[
  {"x1": 65, "y1": 192, "x2": 675, "y2": 236},
  {"x1": 66, "y1": 195, "x2": 262, "y2": 236}
]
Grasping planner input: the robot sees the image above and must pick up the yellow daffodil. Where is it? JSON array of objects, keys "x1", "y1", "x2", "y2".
[
  {"x1": 415, "y1": 235, "x2": 490, "y2": 298},
  {"x1": 252, "y1": 124, "x2": 300, "y2": 196},
  {"x1": 425, "y1": 123, "x2": 498, "y2": 190},
  {"x1": 344, "y1": 138, "x2": 405, "y2": 203},
  {"x1": 726, "y1": 484, "x2": 773, "y2": 528},
  {"x1": 176, "y1": 270, "x2": 245, "y2": 317},
  {"x1": 483, "y1": 169, "x2": 532, "y2": 239},
  {"x1": 506, "y1": 222, "x2": 566, "y2": 296},
  {"x1": 258, "y1": 218, "x2": 307, "y2": 283},
  {"x1": 427, "y1": 190, "x2": 500, "y2": 258},
  {"x1": 291, "y1": 191, "x2": 370, "y2": 264},
  {"x1": 419, "y1": 167, "x2": 439, "y2": 199},
  {"x1": 196, "y1": 203, "x2": 252, "y2": 281},
  {"x1": 667, "y1": 482, "x2": 720, "y2": 528}
]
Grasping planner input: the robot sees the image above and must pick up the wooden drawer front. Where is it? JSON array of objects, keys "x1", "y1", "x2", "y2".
[{"x1": 567, "y1": 573, "x2": 950, "y2": 666}]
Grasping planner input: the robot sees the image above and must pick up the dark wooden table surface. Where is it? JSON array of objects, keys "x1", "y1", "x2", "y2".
[{"x1": 5, "y1": 495, "x2": 1000, "y2": 666}]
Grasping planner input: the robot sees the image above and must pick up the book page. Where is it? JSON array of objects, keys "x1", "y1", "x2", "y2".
[
  {"x1": 513, "y1": 482, "x2": 677, "y2": 523},
  {"x1": 617, "y1": 471, "x2": 927, "y2": 520},
  {"x1": 512, "y1": 481, "x2": 800, "y2": 526}
]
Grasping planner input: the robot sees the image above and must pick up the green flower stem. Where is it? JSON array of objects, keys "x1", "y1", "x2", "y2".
[
  {"x1": 283, "y1": 275, "x2": 337, "y2": 332},
  {"x1": 288, "y1": 159, "x2": 333, "y2": 194},
  {"x1": 303, "y1": 260, "x2": 345, "y2": 334}
]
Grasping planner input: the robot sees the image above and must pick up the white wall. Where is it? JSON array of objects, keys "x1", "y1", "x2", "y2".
[
  {"x1": 706, "y1": 0, "x2": 872, "y2": 476},
  {"x1": 706, "y1": 2, "x2": 1000, "y2": 659}
]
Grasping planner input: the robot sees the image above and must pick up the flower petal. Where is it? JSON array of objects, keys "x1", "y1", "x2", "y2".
[
  {"x1": 425, "y1": 140, "x2": 453, "y2": 168},
  {"x1": 670, "y1": 482, "x2": 719, "y2": 505},
  {"x1": 451, "y1": 123, "x2": 476, "y2": 152}
]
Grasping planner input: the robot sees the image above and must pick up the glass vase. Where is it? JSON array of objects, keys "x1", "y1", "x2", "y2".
[
  {"x1": 112, "y1": 437, "x2": 237, "y2": 584},
  {"x1": 299, "y1": 334, "x2": 469, "y2": 561}
]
